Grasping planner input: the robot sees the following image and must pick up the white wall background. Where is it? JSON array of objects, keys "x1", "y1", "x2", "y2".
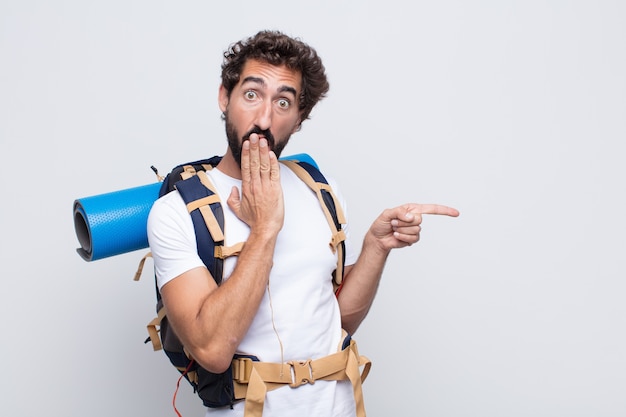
[{"x1": 1, "y1": 1, "x2": 625, "y2": 416}]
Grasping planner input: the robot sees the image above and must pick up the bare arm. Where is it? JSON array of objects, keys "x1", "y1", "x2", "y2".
[
  {"x1": 338, "y1": 204, "x2": 459, "y2": 334},
  {"x1": 159, "y1": 135, "x2": 283, "y2": 373}
]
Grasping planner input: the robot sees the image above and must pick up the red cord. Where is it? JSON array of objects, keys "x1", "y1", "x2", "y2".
[
  {"x1": 335, "y1": 281, "x2": 344, "y2": 298},
  {"x1": 172, "y1": 360, "x2": 196, "y2": 417}
]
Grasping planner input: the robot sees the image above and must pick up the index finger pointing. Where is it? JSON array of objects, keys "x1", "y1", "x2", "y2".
[{"x1": 409, "y1": 204, "x2": 460, "y2": 217}]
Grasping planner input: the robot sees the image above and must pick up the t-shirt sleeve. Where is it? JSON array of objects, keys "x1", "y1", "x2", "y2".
[{"x1": 146, "y1": 191, "x2": 205, "y2": 289}]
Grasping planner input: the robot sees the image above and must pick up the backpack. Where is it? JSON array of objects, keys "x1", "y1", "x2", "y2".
[{"x1": 136, "y1": 154, "x2": 347, "y2": 409}]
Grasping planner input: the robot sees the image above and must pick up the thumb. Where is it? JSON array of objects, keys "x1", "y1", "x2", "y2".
[{"x1": 226, "y1": 186, "x2": 241, "y2": 215}]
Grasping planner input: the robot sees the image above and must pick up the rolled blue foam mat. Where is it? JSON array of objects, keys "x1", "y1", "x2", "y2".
[{"x1": 74, "y1": 182, "x2": 161, "y2": 261}]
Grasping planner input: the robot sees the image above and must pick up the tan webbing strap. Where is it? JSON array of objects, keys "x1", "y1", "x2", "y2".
[
  {"x1": 180, "y1": 165, "x2": 198, "y2": 180},
  {"x1": 133, "y1": 251, "x2": 153, "y2": 281},
  {"x1": 317, "y1": 182, "x2": 347, "y2": 224},
  {"x1": 180, "y1": 162, "x2": 215, "y2": 180},
  {"x1": 146, "y1": 307, "x2": 167, "y2": 351},
  {"x1": 197, "y1": 205, "x2": 225, "y2": 243},
  {"x1": 186, "y1": 194, "x2": 221, "y2": 211},
  {"x1": 195, "y1": 170, "x2": 217, "y2": 194},
  {"x1": 244, "y1": 367, "x2": 270, "y2": 417},
  {"x1": 215, "y1": 241, "x2": 245, "y2": 259},
  {"x1": 232, "y1": 336, "x2": 371, "y2": 417},
  {"x1": 346, "y1": 340, "x2": 370, "y2": 417},
  {"x1": 190, "y1": 170, "x2": 227, "y2": 243}
]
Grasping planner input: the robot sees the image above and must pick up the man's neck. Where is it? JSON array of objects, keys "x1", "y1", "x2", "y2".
[{"x1": 215, "y1": 151, "x2": 242, "y2": 180}]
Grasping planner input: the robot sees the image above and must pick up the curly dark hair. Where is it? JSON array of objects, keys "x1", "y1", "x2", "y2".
[{"x1": 221, "y1": 30, "x2": 330, "y2": 124}]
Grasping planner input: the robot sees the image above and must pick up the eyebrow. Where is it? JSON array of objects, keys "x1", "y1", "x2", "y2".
[{"x1": 241, "y1": 76, "x2": 297, "y2": 97}]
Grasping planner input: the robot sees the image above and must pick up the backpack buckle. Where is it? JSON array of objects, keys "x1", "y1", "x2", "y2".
[{"x1": 288, "y1": 359, "x2": 314, "y2": 388}]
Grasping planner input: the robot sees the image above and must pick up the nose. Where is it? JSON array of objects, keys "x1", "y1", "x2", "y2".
[{"x1": 254, "y1": 100, "x2": 273, "y2": 131}]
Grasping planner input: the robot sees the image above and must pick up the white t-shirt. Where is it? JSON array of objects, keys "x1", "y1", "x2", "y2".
[{"x1": 147, "y1": 163, "x2": 359, "y2": 417}]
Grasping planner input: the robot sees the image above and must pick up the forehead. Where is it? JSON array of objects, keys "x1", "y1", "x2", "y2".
[{"x1": 239, "y1": 59, "x2": 302, "y2": 95}]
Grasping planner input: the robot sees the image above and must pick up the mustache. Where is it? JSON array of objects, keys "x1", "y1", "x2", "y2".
[{"x1": 242, "y1": 127, "x2": 275, "y2": 148}]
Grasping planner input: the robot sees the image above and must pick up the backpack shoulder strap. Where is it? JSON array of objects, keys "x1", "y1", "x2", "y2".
[
  {"x1": 280, "y1": 159, "x2": 347, "y2": 292},
  {"x1": 174, "y1": 172, "x2": 225, "y2": 284}
]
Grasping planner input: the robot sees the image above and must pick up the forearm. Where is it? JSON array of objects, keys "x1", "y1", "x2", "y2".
[
  {"x1": 162, "y1": 229, "x2": 278, "y2": 373},
  {"x1": 338, "y1": 232, "x2": 391, "y2": 334}
]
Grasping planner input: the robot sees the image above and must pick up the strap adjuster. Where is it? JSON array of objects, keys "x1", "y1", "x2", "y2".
[
  {"x1": 288, "y1": 359, "x2": 314, "y2": 388},
  {"x1": 233, "y1": 357, "x2": 255, "y2": 383}
]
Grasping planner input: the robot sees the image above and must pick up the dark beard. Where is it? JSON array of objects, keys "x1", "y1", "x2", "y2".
[{"x1": 224, "y1": 113, "x2": 290, "y2": 168}]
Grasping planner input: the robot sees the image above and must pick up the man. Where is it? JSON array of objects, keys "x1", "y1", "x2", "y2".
[{"x1": 147, "y1": 30, "x2": 459, "y2": 417}]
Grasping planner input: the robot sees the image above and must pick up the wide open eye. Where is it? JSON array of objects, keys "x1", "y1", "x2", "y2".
[
  {"x1": 244, "y1": 90, "x2": 257, "y2": 100},
  {"x1": 277, "y1": 98, "x2": 291, "y2": 109}
]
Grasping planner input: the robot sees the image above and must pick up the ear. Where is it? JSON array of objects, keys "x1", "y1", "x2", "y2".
[
  {"x1": 291, "y1": 116, "x2": 302, "y2": 134},
  {"x1": 218, "y1": 85, "x2": 229, "y2": 113}
]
